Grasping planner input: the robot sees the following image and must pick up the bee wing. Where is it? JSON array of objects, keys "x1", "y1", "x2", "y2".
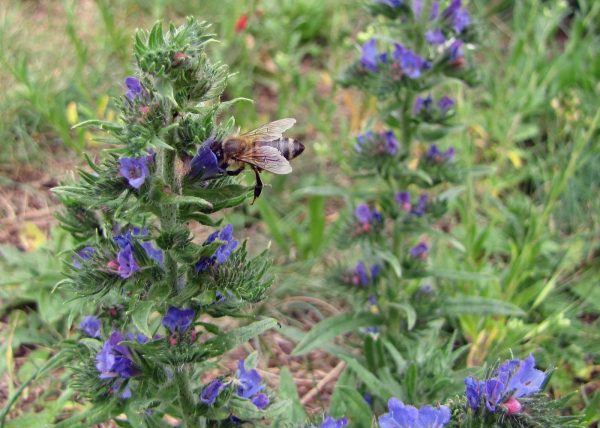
[
  {"x1": 235, "y1": 146, "x2": 292, "y2": 175},
  {"x1": 240, "y1": 118, "x2": 296, "y2": 142}
]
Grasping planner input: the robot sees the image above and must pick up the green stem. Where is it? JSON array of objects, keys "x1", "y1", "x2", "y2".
[
  {"x1": 159, "y1": 148, "x2": 178, "y2": 287},
  {"x1": 400, "y1": 88, "x2": 414, "y2": 149},
  {"x1": 174, "y1": 366, "x2": 198, "y2": 428}
]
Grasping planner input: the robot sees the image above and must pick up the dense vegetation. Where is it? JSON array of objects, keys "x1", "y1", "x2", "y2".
[{"x1": 0, "y1": 0, "x2": 598, "y2": 427}]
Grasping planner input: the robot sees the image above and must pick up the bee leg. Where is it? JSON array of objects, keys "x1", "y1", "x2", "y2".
[
  {"x1": 251, "y1": 166, "x2": 263, "y2": 204},
  {"x1": 226, "y1": 166, "x2": 245, "y2": 176}
]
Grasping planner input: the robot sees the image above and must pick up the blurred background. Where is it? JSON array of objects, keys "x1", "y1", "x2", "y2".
[{"x1": 0, "y1": 0, "x2": 599, "y2": 425}]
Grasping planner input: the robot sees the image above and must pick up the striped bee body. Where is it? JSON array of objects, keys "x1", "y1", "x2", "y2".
[{"x1": 255, "y1": 138, "x2": 305, "y2": 161}]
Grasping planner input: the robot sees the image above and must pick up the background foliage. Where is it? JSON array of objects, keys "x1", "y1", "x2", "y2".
[{"x1": 0, "y1": 0, "x2": 598, "y2": 426}]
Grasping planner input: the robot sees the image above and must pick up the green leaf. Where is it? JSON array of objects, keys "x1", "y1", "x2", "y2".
[
  {"x1": 154, "y1": 77, "x2": 178, "y2": 107},
  {"x1": 292, "y1": 312, "x2": 381, "y2": 356},
  {"x1": 163, "y1": 195, "x2": 213, "y2": 209},
  {"x1": 205, "y1": 318, "x2": 278, "y2": 355},
  {"x1": 389, "y1": 303, "x2": 416, "y2": 330},
  {"x1": 442, "y1": 296, "x2": 525, "y2": 317},
  {"x1": 331, "y1": 386, "x2": 374, "y2": 427},
  {"x1": 425, "y1": 269, "x2": 493, "y2": 281},
  {"x1": 374, "y1": 249, "x2": 402, "y2": 278},
  {"x1": 339, "y1": 355, "x2": 399, "y2": 399},
  {"x1": 129, "y1": 301, "x2": 155, "y2": 338},
  {"x1": 71, "y1": 119, "x2": 122, "y2": 132},
  {"x1": 276, "y1": 367, "x2": 308, "y2": 424}
]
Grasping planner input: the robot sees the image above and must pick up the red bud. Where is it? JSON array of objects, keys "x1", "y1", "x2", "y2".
[
  {"x1": 235, "y1": 15, "x2": 248, "y2": 33},
  {"x1": 502, "y1": 397, "x2": 522, "y2": 415}
]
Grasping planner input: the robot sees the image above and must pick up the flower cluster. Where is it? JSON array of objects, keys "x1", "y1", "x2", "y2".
[
  {"x1": 413, "y1": 95, "x2": 455, "y2": 122},
  {"x1": 355, "y1": 130, "x2": 399, "y2": 156},
  {"x1": 395, "y1": 192, "x2": 428, "y2": 217},
  {"x1": 350, "y1": 262, "x2": 381, "y2": 287},
  {"x1": 379, "y1": 398, "x2": 450, "y2": 428},
  {"x1": 56, "y1": 19, "x2": 288, "y2": 426},
  {"x1": 354, "y1": 204, "x2": 383, "y2": 234},
  {"x1": 465, "y1": 355, "x2": 546, "y2": 415}
]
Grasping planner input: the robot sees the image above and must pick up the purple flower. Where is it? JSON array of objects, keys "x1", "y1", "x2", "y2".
[
  {"x1": 355, "y1": 131, "x2": 375, "y2": 153},
  {"x1": 361, "y1": 39, "x2": 380, "y2": 72},
  {"x1": 355, "y1": 204, "x2": 373, "y2": 224},
  {"x1": 395, "y1": 192, "x2": 412, "y2": 212},
  {"x1": 119, "y1": 157, "x2": 149, "y2": 189},
  {"x1": 162, "y1": 307, "x2": 195, "y2": 333},
  {"x1": 429, "y1": 0, "x2": 440, "y2": 20},
  {"x1": 371, "y1": 264, "x2": 381, "y2": 279},
  {"x1": 438, "y1": 96, "x2": 455, "y2": 113},
  {"x1": 376, "y1": 0, "x2": 403, "y2": 7},
  {"x1": 116, "y1": 244, "x2": 139, "y2": 279},
  {"x1": 464, "y1": 355, "x2": 546, "y2": 414},
  {"x1": 80, "y1": 316, "x2": 101, "y2": 338},
  {"x1": 124, "y1": 77, "x2": 144, "y2": 101},
  {"x1": 425, "y1": 29, "x2": 446, "y2": 45},
  {"x1": 379, "y1": 398, "x2": 450, "y2": 428},
  {"x1": 383, "y1": 131, "x2": 399, "y2": 155},
  {"x1": 442, "y1": 0, "x2": 470, "y2": 33},
  {"x1": 96, "y1": 331, "x2": 137, "y2": 379},
  {"x1": 252, "y1": 393, "x2": 270, "y2": 410},
  {"x1": 393, "y1": 44, "x2": 431, "y2": 79},
  {"x1": 410, "y1": 242, "x2": 429, "y2": 258},
  {"x1": 412, "y1": 0, "x2": 423, "y2": 16},
  {"x1": 72, "y1": 246, "x2": 95, "y2": 269},
  {"x1": 116, "y1": 227, "x2": 163, "y2": 265},
  {"x1": 236, "y1": 358, "x2": 264, "y2": 399},
  {"x1": 368, "y1": 295, "x2": 378, "y2": 305},
  {"x1": 427, "y1": 144, "x2": 455, "y2": 163},
  {"x1": 414, "y1": 95, "x2": 433, "y2": 115},
  {"x1": 448, "y1": 40, "x2": 464, "y2": 63},
  {"x1": 195, "y1": 224, "x2": 239, "y2": 273},
  {"x1": 189, "y1": 144, "x2": 224, "y2": 181},
  {"x1": 354, "y1": 262, "x2": 370, "y2": 286},
  {"x1": 200, "y1": 379, "x2": 224, "y2": 405},
  {"x1": 411, "y1": 194, "x2": 428, "y2": 217},
  {"x1": 321, "y1": 416, "x2": 349, "y2": 428}
]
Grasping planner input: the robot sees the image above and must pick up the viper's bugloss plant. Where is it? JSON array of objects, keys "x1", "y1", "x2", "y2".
[
  {"x1": 294, "y1": 1, "x2": 581, "y2": 426},
  {"x1": 53, "y1": 18, "x2": 294, "y2": 426}
]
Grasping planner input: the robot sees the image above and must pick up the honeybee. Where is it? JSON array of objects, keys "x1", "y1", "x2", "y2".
[{"x1": 210, "y1": 118, "x2": 305, "y2": 202}]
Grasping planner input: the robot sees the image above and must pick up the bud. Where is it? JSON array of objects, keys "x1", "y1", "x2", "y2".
[{"x1": 502, "y1": 397, "x2": 522, "y2": 415}]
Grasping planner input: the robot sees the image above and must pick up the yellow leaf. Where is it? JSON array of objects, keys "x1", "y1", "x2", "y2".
[
  {"x1": 66, "y1": 101, "x2": 79, "y2": 125},
  {"x1": 96, "y1": 95, "x2": 109, "y2": 119},
  {"x1": 507, "y1": 150, "x2": 523, "y2": 169},
  {"x1": 20, "y1": 222, "x2": 47, "y2": 252}
]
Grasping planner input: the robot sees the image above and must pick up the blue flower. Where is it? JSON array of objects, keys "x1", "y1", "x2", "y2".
[
  {"x1": 116, "y1": 227, "x2": 163, "y2": 265},
  {"x1": 162, "y1": 307, "x2": 195, "y2": 333},
  {"x1": 410, "y1": 242, "x2": 429, "y2": 258},
  {"x1": 448, "y1": 40, "x2": 464, "y2": 63},
  {"x1": 412, "y1": 0, "x2": 423, "y2": 17},
  {"x1": 383, "y1": 131, "x2": 399, "y2": 155},
  {"x1": 464, "y1": 355, "x2": 546, "y2": 414},
  {"x1": 200, "y1": 379, "x2": 224, "y2": 405},
  {"x1": 395, "y1": 191, "x2": 412, "y2": 212},
  {"x1": 252, "y1": 393, "x2": 270, "y2": 410},
  {"x1": 413, "y1": 95, "x2": 433, "y2": 115},
  {"x1": 96, "y1": 331, "x2": 138, "y2": 379},
  {"x1": 80, "y1": 315, "x2": 102, "y2": 338},
  {"x1": 361, "y1": 39, "x2": 380, "y2": 72},
  {"x1": 442, "y1": 0, "x2": 470, "y2": 33},
  {"x1": 393, "y1": 44, "x2": 431, "y2": 79},
  {"x1": 116, "y1": 244, "x2": 139, "y2": 279},
  {"x1": 355, "y1": 131, "x2": 375, "y2": 153},
  {"x1": 376, "y1": 0, "x2": 403, "y2": 7},
  {"x1": 379, "y1": 398, "x2": 450, "y2": 428},
  {"x1": 355, "y1": 204, "x2": 374, "y2": 225},
  {"x1": 425, "y1": 29, "x2": 446, "y2": 45},
  {"x1": 411, "y1": 194, "x2": 428, "y2": 217},
  {"x1": 124, "y1": 77, "x2": 144, "y2": 101},
  {"x1": 195, "y1": 224, "x2": 239, "y2": 273},
  {"x1": 72, "y1": 246, "x2": 95, "y2": 269},
  {"x1": 236, "y1": 358, "x2": 264, "y2": 399},
  {"x1": 427, "y1": 144, "x2": 455, "y2": 163},
  {"x1": 354, "y1": 262, "x2": 370, "y2": 286},
  {"x1": 189, "y1": 144, "x2": 224, "y2": 181},
  {"x1": 119, "y1": 157, "x2": 149, "y2": 189},
  {"x1": 320, "y1": 416, "x2": 349, "y2": 428},
  {"x1": 429, "y1": 0, "x2": 440, "y2": 20},
  {"x1": 437, "y1": 96, "x2": 455, "y2": 113}
]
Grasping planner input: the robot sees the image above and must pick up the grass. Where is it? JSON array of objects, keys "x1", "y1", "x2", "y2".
[{"x1": 0, "y1": 0, "x2": 599, "y2": 425}]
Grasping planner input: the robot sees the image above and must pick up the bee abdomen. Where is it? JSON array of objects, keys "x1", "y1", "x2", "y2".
[{"x1": 262, "y1": 138, "x2": 305, "y2": 160}]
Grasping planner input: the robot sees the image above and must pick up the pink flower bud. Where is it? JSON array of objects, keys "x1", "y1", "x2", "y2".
[{"x1": 503, "y1": 397, "x2": 522, "y2": 415}]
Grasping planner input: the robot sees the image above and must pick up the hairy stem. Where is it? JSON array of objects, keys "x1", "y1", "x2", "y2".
[
  {"x1": 174, "y1": 366, "x2": 198, "y2": 427},
  {"x1": 159, "y1": 147, "x2": 178, "y2": 287}
]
